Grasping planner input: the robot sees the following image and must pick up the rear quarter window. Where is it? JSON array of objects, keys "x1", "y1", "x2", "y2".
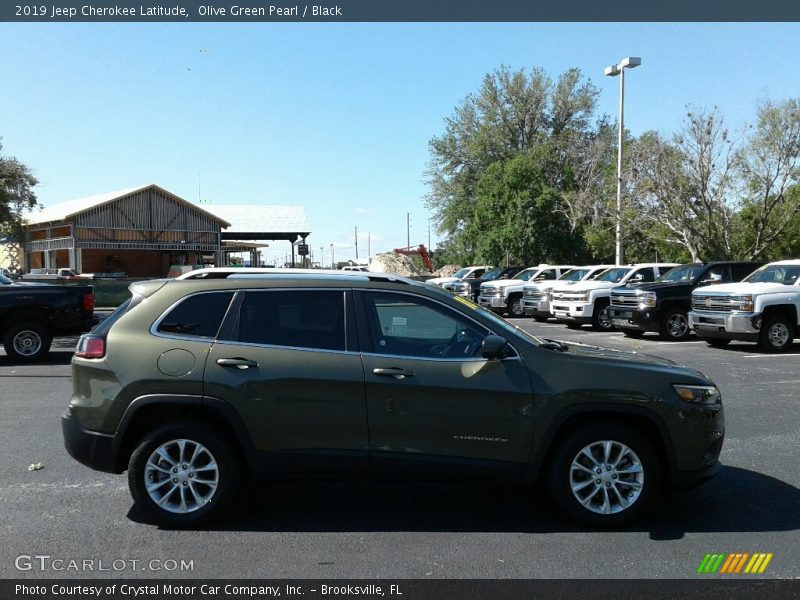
[{"x1": 157, "y1": 292, "x2": 235, "y2": 338}]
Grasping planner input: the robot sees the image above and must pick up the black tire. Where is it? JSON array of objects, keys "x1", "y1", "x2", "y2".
[
  {"x1": 565, "y1": 322, "x2": 583, "y2": 330},
  {"x1": 507, "y1": 295, "x2": 525, "y2": 318},
  {"x1": 621, "y1": 329, "x2": 645, "y2": 338},
  {"x1": 128, "y1": 420, "x2": 242, "y2": 528},
  {"x1": 757, "y1": 315, "x2": 794, "y2": 353},
  {"x1": 547, "y1": 422, "x2": 661, "y2": 527},
  {"x1": 532, "y1": 315, "x2": 549, "y2": 322},
  {"x1": 705, "y1": 338, "x2": 731, "y2": 349},
  {"x1": 591, "y1": 300, "x2": 614, "y2": 332},
  {"x1": 659, "y1": 308, "x2": 691, "y2": 341},
  {"x1": 3, "y1": 322, "x2": 52, "y2": 362}
]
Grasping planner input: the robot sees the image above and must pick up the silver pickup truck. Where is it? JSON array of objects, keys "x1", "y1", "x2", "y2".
[{"x1": 689, "y1": 260, "x2": 800, "y2": 352}]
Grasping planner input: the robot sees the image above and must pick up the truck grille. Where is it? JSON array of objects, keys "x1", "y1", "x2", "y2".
[
  {"x1": 480, "y1": 287, "x2": 503, "y2": 296},
  {"x1": 524, "y1": 289, "x2": 545, "y2": 299},
  {"x1": 552, "y1": 291, "x2": 583, "y2": 302},
  {"x1": 692, "y1": 296, "x2": 734, "y2": 312},
  {"x1": 610, "y1": 292, "x2": 639, "y2": 308}
]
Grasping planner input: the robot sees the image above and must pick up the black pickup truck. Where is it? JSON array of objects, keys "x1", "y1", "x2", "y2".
[
  {"x1": 609, "y1": 262, "x2": 761, "y2": 341},
  {"x1": 0, "y1": 273, "x2": 95, "y2": 361}
]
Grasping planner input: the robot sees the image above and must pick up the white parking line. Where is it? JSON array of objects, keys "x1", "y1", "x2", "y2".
[{"x1": 743, "y1": 353, "x2": 800, "y2": 358}]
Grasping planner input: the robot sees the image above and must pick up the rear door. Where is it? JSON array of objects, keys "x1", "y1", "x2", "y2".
[{"x1": 205, "y1": 288, "x2": 369, "y2": 475}]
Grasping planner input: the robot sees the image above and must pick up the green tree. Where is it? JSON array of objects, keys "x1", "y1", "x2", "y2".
[
  {"x1": 0, "y1": 141, "x2": 39, "y2": 248},
  {"x1": 425, "y1": 66, "x2": 601, "y2": 256}
]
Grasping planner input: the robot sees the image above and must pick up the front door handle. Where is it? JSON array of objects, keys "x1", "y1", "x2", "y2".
[
  {"x1": 373, "y1": 367, "x2": 414, "y2": 380},
  {"x1": 217, "y1": 357, "x2": 258, "y2": 369}
]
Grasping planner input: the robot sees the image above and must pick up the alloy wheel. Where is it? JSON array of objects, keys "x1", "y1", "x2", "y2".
[
  {"x1": 569, "y1": 440, "x2": 644, "y2": 515},
  {"x1": 144, "y1": 439, "x2": 219, "y2": 514},
  {"x1": 13, "y1": 330, "x2": 42, "y2": 357}
]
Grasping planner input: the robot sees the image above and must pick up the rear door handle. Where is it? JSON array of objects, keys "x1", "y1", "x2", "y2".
[
  {"x1": 372, "y1": 367, "x2": 414, "y2": 380},
  {"x1": 217, "y1": 358, "x2": 258, "y2": 369}
]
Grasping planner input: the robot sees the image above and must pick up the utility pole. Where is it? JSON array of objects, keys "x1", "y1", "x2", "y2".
[
  {"x1": 330, "y1": 243, "x2": 335, "y2": 270},
  {"x1": 368, "y1": 232, "x2": 371, "y2": 260},
  {"x1": 354, "y1": 226, "x2": 358, "y2": 262},
  {"x1": 406, "y1": 212, "x2": 410, "y2": 248},
  {"x1": 427, "y1": 219, "x2": 431, "y2": 249},
  {"x1": 320, "y1": 246, "x2": 324, "y2": 269}
]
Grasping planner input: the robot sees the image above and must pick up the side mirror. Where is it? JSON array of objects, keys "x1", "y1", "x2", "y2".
[{"x1": 482, "y1": 335, "x2": 508, "y2": 360}]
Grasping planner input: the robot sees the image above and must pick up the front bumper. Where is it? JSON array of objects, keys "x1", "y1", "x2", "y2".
[
  {"x1": 688, "y1": 310, "x2": 760, "y2": 341},
  {"x1": 478, "y1": 294, "x2": 508, "y2": 310},
  {"x1": 522, "y1": 298, "x2": 551, "y2": 316},
  {"x1": 62, "y1": 408, "x2": 119, "y2": 473},
  {"x1": 609, "y1": 306, "x2": 662, "y2": 332},
  {"x1": 551, "y1": 301, "x2": 593, "y2": 322}
]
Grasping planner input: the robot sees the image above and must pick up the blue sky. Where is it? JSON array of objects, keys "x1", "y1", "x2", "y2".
[{"x1": 1, "y1": 23, "x2": 799, "y2": 265}]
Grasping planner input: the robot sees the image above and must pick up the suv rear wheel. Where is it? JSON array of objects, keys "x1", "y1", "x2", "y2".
[
  {"x1": 758, "y1": 315, "x2": 794, "y2": 353},
  {"x1": 548, "y1": 422, "x2": 660, "y2": 527},
  {"x1": 128, "y1": 421, "x2": 241, "y2": 528}
]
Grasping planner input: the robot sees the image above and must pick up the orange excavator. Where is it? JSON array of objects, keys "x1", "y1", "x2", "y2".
[{"x1": 393, "y1": 244, "x2": 434, "y2": 272}]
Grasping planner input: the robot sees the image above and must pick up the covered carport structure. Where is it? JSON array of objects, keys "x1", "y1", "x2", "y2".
[{"x1": 205, "y1": 205, "x2": 311, "y2": 267}]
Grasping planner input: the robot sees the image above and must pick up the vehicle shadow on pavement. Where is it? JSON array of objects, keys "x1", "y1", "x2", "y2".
[
  {"x1": 0, "y1": 348, "x2": 74, "y2": 366},
  {"x1": 127, "y1": 466, "x2": 800, "y2": 538}
]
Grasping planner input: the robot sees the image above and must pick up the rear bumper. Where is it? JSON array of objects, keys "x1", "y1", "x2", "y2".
[{"x1": 62, "y1": 408, "x2": 119, "y2": 473}]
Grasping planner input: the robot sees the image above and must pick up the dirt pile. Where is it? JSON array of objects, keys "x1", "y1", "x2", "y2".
[
  {"x1": 368, "y1": 252, "x2": 421, "y2": 276},
  {"x1": 433, "y1": 264, "x2": 462, "y2": 277}
]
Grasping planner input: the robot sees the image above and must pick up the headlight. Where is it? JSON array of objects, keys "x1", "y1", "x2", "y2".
[
  {"x1": 576, "y1": 292, "x2": 589, "y2": 302},
  {"x1": 546, "y1": 290, "x2": 554, "y2": 301},
  {"x1": 730, "y1": 295, "x2": 754, "y2": 312},
  {"x1": 498, "y1": 286, "x2": 507, "y2": 296},
  {"x1": 673, "y1": 384, "x2": 721, "y2": 405},
  {"x1": 638, "y1": 291, "x2": 657, "y2": 308}
]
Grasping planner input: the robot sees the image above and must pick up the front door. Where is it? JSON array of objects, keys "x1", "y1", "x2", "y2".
[{"x1": 356, "y1": 290, "x2": 535, "y2": 479}]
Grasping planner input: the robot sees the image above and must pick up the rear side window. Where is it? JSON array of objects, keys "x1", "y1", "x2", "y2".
[
  {"x1": 157, "y1": 292, "x2": 234, "y2": 338},
  {"x1": 235, "y1": 290, "x2": 346, "y2": 351}
]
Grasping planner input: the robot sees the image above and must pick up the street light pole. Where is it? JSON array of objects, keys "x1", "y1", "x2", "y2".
[
  {"x1": 330, "y1": 243, "x2": 335, "y2": 270},
  {"x1": 604, "y1": 56, "x2": 641, "y2": 266}
]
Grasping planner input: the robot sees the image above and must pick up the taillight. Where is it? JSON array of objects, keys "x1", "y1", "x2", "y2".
[
  {"x1": 75, "y1": 334, "x2": 105, "y2": 359},
  {"x1": 83, "y1": 292, "x2": 95, "y2": 312}
]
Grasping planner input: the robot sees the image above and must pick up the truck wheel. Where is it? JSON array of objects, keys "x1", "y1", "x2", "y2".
[
  {"x1": 128, "y1": 420, "x2": 242, "y2": 528},
  {"x1": 591, "y1": 300, "x2": 614, "y2": 332},
  {"x1": 622, "y1": 329, "x2": 645, "y2": 338},
  {"x1": 507, "y1": 295, "x2": 525, "y2": 318},
  {"x1": 3, "y1": 322, "x2": 52, "y2": 362},
  {"x1": 547, "y1": 422, "x2": 660, "y2": 527},
  {"x1": 705, "y1": 338, "x2": 731, "y2": 349},
  {"x1": 758, "y1": 315, "x2": 794, "y2": 353},
  {"x1": 659, "y1": 309, "x2": 691, "y2": 341}
]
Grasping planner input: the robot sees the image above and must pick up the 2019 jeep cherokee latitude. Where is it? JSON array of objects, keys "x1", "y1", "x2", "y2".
[{"x1": 63, "y1": 269, "x2": 724, "y2": 528}]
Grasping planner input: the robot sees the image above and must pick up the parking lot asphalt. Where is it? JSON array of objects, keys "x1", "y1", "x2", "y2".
[{"x1": 0, "y1": 320, "x2": 798, "y2": 579}]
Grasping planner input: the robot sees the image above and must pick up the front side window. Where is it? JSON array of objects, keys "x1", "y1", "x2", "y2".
[
  {"x1": 157, "y1": 292, "x2": 235, "y2": 338},
  {"x1": 657, "y1": 265, "x2": 705, "y2": 283},
  {"x1": 362, "y1": 292, "x2": 487, "y2": 359},
  {"x1": 628, "y1": 268, "x2": 656, "y2": 283},
  {"x1": 235, "y1": 290, "x2": 346, "y2": 351}
]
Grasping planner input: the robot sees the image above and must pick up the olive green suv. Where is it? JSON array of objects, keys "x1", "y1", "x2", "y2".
[{"x1": 62, "y1": 269, "x2": 724, "y2": 528}]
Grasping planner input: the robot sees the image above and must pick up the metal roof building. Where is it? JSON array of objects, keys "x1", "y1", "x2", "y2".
[{"x1": 23, "y1": 185, "x2": 312, "y2": 276}]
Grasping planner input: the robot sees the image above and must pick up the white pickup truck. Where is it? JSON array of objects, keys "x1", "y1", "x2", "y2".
[
  {"x1": 427, "y1": 265, "x2": 494, "y2": 287},
  {"x1": 478, "y1": 264, "x2": 574, "y2": 317},
  {"x1": 522, "y1": 264, "x2": 615, "y2": 321},
  {"x1": 550, "y1": 263, "x2": 679, "y2": 331},
  {"x1": 688, "y1": 259, "x2": 800, "y2": 352}
]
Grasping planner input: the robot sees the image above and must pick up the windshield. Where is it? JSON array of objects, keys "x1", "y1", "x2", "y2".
[
  {"x1": 453, "y1": 268, "x2": 470, "y2": 279},
  {"x1": 513, "y1": 268, "x2": 537, "y2": 281},
  {"x1": 595, "y1": 267, "x2": 631, "y2": 283},
  {"x1": 743, "y1": 264, "x2": 800, "y2": 285},
  {"x1": 559, "y1": 269, "x2": 589, "y2": 282},
  {"x1": 656, "y1": 264, "x2": 706, "y2": 283},
  {"x1": 480, "y1": 269, "x2": 503, "y2": 281}
]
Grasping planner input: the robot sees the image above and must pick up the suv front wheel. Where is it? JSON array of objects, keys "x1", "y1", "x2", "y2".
[
  {"x1": 548, "y1": 422, "x2": 660, "y2": 527},
  {"x1": 128, "y1": 421, "x2": 241, "y2": 528}
]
